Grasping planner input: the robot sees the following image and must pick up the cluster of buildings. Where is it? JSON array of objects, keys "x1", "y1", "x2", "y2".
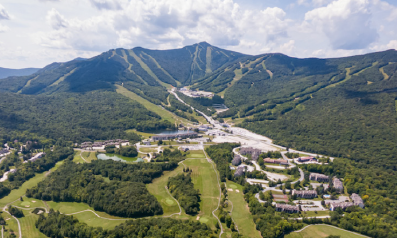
[
  {"x1": 179, "y1": 88, "x2": 214, "y2": 98},
  {"x1": 263, "y1": 158, "x2": 289, "y2": 166},
  {"x1": 152, "y1": 132, "x2": 199, "y2": 141},
  {"x1": 80, "y1": 139, "x2": 129, "y2": 149},
  {"x1": 275, "y1": 203, "x2": 300, "y2": 213},
  {"x1": 239, "y1": 147, "x2": 263, "y2": 161},
  {"x1": 233, "y1": 164, "x2": 255, "y2": 177},
  {"x1": 292, "y1": 190, "x2": 318, "y2": 199},
  {"x1": 309, "y1": 173, "x2": 329, "y2": 182},
  {"x1": 329, "y1": 194, "x2": 364, "y2": 211}
]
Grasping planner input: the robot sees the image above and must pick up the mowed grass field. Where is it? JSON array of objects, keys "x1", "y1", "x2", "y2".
[
  {"x1": 81, "y1": 151, "x2": 97, "y2": 162},
  {"x1": 0, "y1": 160, "x2": 65, "y2": 209},
  {"x1": 182, "y1": 159, "x2": 220, "y2": 229},
  {"x1": 0, "y1": 161, "x2": 65, "y2": 238},
  {"x1": 116, "y1": 85, "x2": 191, "y2": 125},
  {"x1": 19, "y1": 210, "x2": 48, "y2": 238},
  {"x1": 146, "y1": 164, "x2": 184, "y2": 216},
  {"x1": 286, "y1": 224, "x2": 368, "y2": 238},
  {"x1": 187, "y1": 150, "x2": 206, "y2": 158},
  {"x1": 226, "y1": 181, "x2": 262, "y2": 238}
]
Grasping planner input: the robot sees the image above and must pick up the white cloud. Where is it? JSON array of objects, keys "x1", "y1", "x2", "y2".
[
  {"x1": 34, "y1": 0, "x2": 291, "y2": 54},
  {"x1": 304, "y1": 0, "x2": 378, "y2": 50},
  {"x1": 0, "y1": 4, "x2": 11, "y2": 20},
  {"x1": 387, "y1": 40, "x2": 397, "y2": 50},
  {"x1": 46, "y1": 8, "x2": 68, "y2": 30}
]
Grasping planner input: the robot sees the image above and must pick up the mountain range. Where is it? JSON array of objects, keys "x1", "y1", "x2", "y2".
[
  {"x1": 0, "y1": 67, "x2": 39, "y2": 80},
  {"x1": 0, "y1": 42, "x2": 397, "y2": 166}
]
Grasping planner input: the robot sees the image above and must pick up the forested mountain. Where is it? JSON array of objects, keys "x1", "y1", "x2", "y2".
[
  {"x1": 0, "y1": 42, "x2": 246, "y2": 95},
  {"x1": 194, "y1": 50, "x2": 397, "y2": 164},
  {"x1": 0, "y1": 67, "x2": 39, "y2": 79}
]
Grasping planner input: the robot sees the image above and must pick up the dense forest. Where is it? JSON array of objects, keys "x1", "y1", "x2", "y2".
[
  {"x1": 168, "y1": 174, "x2": 200, "y2": 214},
  {"x1": 26, "y1": 160, "x2": 179, "y2": 217},
  {"x1": 0, "y1": 91, "x2": 173, "y2": 142},
  {"x1": 205, "y1": 143, "x2": 240, "y2": 182},
  {"x1": 151, "y1": 148, "x2": 186, "y2": 162},
  {"x1": 105, "y1": 145, "x2": 138, "y2": 157},
  {"x1": 36, "y1": 210, "x2": 217, "y2": 238}
]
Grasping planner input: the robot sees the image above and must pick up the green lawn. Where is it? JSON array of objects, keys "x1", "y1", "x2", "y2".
[
  {"x1": 183, "y1": 159, "x2": 220, "y2": 229},
  {"x1": 19, "y1": 210, "x2": 47, "y2": 238},
  {"x1": 0, "y1": 160, "x2": 65, "y2": 209},
  {"x1": 0, "y1": 161, "x2": 65, "y2": 238},
  {"x1": 71, "y1": 210, "x2": 126, "y2": 229},
  {"x1": 116, "y1": 85, "x2": 191, "y2": 125},
  {"x1": 81, "y1": 152, "x2": 97, "y2": 162},
  {"x1": 146, "y1": 165, "x2": 184, "y2": 216},
  {"x1": 226, "y1": 181, "x2": 262, "y2": 238},
  {"x1": 286, "y1": 224, "x2": 368, "y2": 238},
  {"x1": 2, "y1": 211, "x2": 20, "y2": 238},
  {"x1": 139, "y1": 147, "x2": 158, "y2": 153},
  {"x1": 186, "y1": 150, "x2": 206, "y2": 158},
  {"x1": 72, "y1": 152, "x2": 85, "y2": 163}
]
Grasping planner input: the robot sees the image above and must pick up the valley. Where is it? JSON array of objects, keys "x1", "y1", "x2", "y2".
[{"x1": 0, "y1": 43, "x2": 396, "y2": 238}]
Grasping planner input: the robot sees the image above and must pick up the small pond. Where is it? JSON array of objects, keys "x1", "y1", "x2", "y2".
[{"x1": 97, "y1": 153, "x2": 143, "y2": 163}]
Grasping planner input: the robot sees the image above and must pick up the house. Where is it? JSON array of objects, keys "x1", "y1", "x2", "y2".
[
  {"x1": 263, "y1": 158, "x2": 289, "y2": 166},
  {"x1": 351, "y1": 193, "x2": 364, "y2": 208},
  {"x1": 238, "y1": 164, "x2": 255, "y2": 172},
  {"x1": 292, "y1": 190, "x2": 318, "y2": 199},
  {"x1": 234, "y1": 167, "x2": 244, "y2": 177},
  {"x1": 232, "y1": 155, "x2": 241, "y2": 166},
  {"x1": 26, "y1": 152, "x2": 45, "y2": 163},
  {"x1": 0, "y1": 149, "x2": 10, "y2": 157},
  {"x1": 333, "y1": 177, "x2": 344, "y2": 193},
  {"x1": 275, "y1": 203, "x2": 299, "y2": 213},
  {"x1": 309, "y1": 173, "x2": 329, "y2": 182},
  {"x1": 239, "y1": 147, "x2": 263, "y2": 161},
  {"x1": 298, "y1": 156, "x2": 317, "y2": 163},
  {"x1": 143, "y1": 140, "x2": 151, "y2": 146},
  {"x1": 330, "y1": 202, "x2": 354, "y2": 211}
]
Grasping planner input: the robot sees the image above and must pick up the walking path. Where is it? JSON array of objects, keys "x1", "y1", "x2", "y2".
[
  {"x1": 65, "y1": 210, "x2": 130, "y2": 220},
  {"x1": 2, "y1": 198, "x2": 22, "y2": 238},
  {"x1": 164, "y1": 186, "x2": 182, "y2": 217}
]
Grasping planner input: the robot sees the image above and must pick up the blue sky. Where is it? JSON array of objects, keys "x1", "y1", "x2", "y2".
[{"x1": 0, "y1": 0, "x2": 396, "y2": 68}]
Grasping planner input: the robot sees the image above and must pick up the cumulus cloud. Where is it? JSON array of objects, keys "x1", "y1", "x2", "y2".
[
  {"x1": 305, "y1": 0, "x2": 378, "y2": 50},
  {"x1": 0, "y1": 4, "x2": 11, "y2": 20},
  {"x1": 35, "y1": 0, "x2": 291, "y2": 54},
  {"x1": 46, "y1": 8, "x2": 68, "y2": 30}
]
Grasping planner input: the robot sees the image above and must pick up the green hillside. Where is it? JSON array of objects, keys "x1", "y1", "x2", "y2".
[
  {"x1": 194, "y1": 50, "x2": 397, "y2": 165},
  {"x1": 0, "y1": 42, "x2": 246, "y2": 96}
]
